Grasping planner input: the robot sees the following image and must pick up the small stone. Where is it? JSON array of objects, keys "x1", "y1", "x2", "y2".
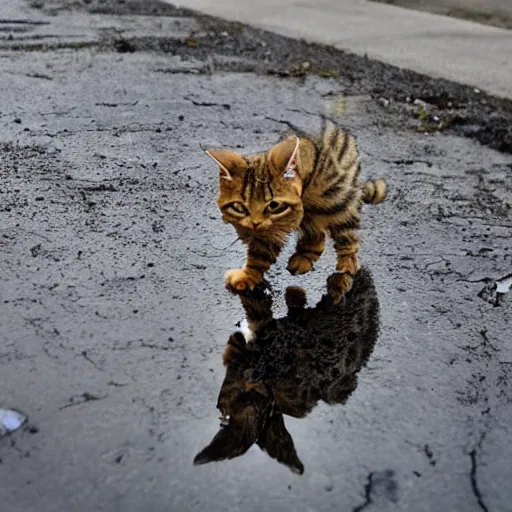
[{"x1": 413, "y1": 99, "x2": 427, "y2": 107}]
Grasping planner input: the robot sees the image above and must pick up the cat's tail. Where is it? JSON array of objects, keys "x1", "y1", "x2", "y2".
[{"x1": 361, "y1": 179, "x2": 387, "y2": 204}]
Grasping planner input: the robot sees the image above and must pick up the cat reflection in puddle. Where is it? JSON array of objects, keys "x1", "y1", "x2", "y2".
[{"x1": 194, "y1": 267, "x2": 380, "y2": 474}]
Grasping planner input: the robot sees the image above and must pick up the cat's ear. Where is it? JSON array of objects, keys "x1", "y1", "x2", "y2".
[
  {"x1": 195, "y1": 386, "x2": 270, "y2": 466},
  {"x1": 204, "y1": 149, "x2": 247, "y2": 181},
  {"x1": 193, "y1": 426, "x2": 255, "y2": 466},
  {"x1": 268, "y1": 136, "x2": 300, "y2": 180},
  {"x1": 193, "y1": 406, "x2": 262, "y2": 466},
  {"x1": 257, "y1": 411, "x2": 304, "y2": 474}
]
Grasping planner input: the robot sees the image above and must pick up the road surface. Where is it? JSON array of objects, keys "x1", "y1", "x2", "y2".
[{"x1": 1, "y1": 1, "x2": 511, "y2": 511}]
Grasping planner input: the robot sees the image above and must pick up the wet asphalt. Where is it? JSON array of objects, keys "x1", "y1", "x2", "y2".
[{"x1": 0, "y1": 1, "x2": 511, "y2": 511}]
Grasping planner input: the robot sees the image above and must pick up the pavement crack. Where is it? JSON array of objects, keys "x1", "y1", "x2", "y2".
[
  {"x1": 154, "y1": 67, "x2": 207, "y2": 75},
  {"x1": 382, "y1": 158, "x2": 433, "y2": 167},
  {"x1": 140, "y1": 341, "x2": 170, "y2": 351},
  {"x1": 95, "y1": 101, "x2": 139, "y2": 107},
  {"x1": 80, "y1": 183, "x2": 117, "y2": 192},
  {"x1": 107, "y1": 381, "x2": 128, "y2": 387},
  {"x1": 40, "y1": 107, "x2": 77, "y2": 116},
  {"x1": 264, "y1": 116, "x2": 305, "y2": 134},
  {"x1": 4, "y1": 70, "x2": 53, "y2": 80},
  {"x1": 286, "y1": 107, "x2": 321, "y2": 117},
  {"x1": 42, "y1": 341, "x2": 61, "y2": 361},
  {"x1": 470, "y1": 448, "x2": 489, "y2": 512},
  {"x1": 0, "y1": 19, "x2": 50, "y2": 25},
  {"x1": 353, "y1": 472, "x2": 374, "y2": 512},
  {"x1": 479, "y1": 329, "x2": 498, "y2": 352},
  {"x1": 423, "y1": 256, "x2": 450, "y2": 270},
  {"x1": 456, "y1": 276, "x2": 492, "y2": 284},
  {"x1": 81, "y1": 350, "x2": 102, "y2": 370},
  {"x1": 184, "y1": 96, "x2": 231, "y2": 110},
  {"x1": 79, "y1": 190, "x2": 96, "y2": 212},
  {"x1": 59, "y1": 392, "x2": 107, "y2": 410},
  {"x1": 424, "y1": 444, "x2": 437, "y2": 466}
]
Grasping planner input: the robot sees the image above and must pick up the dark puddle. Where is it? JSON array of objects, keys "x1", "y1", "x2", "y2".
[{"x1": 194, "y1": 267, "x2": 380, "y2": 474}]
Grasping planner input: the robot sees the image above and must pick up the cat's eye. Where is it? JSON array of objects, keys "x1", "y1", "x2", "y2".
[
  {"x1": 225, "y1": 202, "x2": 248, "y2": 216},
  {"x1": 265, "y1": 201, "x2": 289, "y2": 215}
]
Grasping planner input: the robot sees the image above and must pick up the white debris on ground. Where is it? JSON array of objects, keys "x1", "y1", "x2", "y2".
[
  {"x1": 478, "y1": 272, "x2": 512, "y2": 306},
  {"x1": 496, "y1": 273, "x2": 512, "y2": 294},
  {"x1": 0, "y1": 408, "x2": 27, "y2": 437}
]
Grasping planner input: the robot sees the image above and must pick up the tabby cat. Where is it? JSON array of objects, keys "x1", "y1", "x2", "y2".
[
  {"x1": 193, "y1": 267, "x2": 380, "y2": 473},
  {"x1": 205, "y1": 121, "x2": 387, "y2": 302}
]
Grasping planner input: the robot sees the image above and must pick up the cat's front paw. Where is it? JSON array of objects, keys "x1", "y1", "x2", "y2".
[
  {"x1": 327, "y1": 272, "x2": 354, "y2": 304},
  {"x1": 225, "y1": 268, "x2": 261, "y2": 292},
  {"x1": 287, "y1": 254, "x2": 313, "y2": 275}
]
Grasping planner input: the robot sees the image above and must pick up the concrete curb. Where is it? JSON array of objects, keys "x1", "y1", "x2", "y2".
[{"x1": 170, "y1": 0, "x2": 512, "y2": 99}]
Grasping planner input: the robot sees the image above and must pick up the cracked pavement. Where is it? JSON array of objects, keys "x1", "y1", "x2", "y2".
[{"x1": 0, "y1": 1, "x2": 511, "y2": 511}]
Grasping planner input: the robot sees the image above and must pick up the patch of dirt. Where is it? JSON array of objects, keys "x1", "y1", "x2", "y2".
[
  {"x1": 30, "y1": 0, "x2": 192, "y2": 16},
  {"x1": 20, "y1": 0, "x2": 512, "y2": 155}
]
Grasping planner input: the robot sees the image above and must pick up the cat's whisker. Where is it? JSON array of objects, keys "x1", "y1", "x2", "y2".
[
  {"x1": 203, "y1": 237, "x2": 241, "y2": 254},
  {"x1": 224, "y1": 237, "x2": 241, "y2": 249}
]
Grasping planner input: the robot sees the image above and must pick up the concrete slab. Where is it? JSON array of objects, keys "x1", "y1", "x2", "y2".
[{"x1": 169, "y1": 0, "x2": 512, "y2": 99}]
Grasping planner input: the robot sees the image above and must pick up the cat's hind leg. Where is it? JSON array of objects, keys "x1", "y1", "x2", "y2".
[
  {"x1": 287, "y1": 227, "x2": 325, "y2": 276},
  {"x1": 328, "y1": 212, "x2": 361, "y2": 303}
]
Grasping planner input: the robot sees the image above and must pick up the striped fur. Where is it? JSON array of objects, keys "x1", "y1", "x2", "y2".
[
  {"x1": 362, "y1": 179, "x2": 387, "y2": 204},
  {"x1": 206, "y1": 121, "x2": 387, "y2": 302}
]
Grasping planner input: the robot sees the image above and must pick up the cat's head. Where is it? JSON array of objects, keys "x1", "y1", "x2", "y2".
[
  {"x1": 193, "y1": 332, "x2": 304, "y2": 474},
  {"x1": 205, "y1": 136, "x2": 305, "y2": 242}
]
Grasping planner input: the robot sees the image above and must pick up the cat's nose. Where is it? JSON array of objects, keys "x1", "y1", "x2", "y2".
[{"x1": 251, "y1": 221, "x2": 262, "y2": 230}]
